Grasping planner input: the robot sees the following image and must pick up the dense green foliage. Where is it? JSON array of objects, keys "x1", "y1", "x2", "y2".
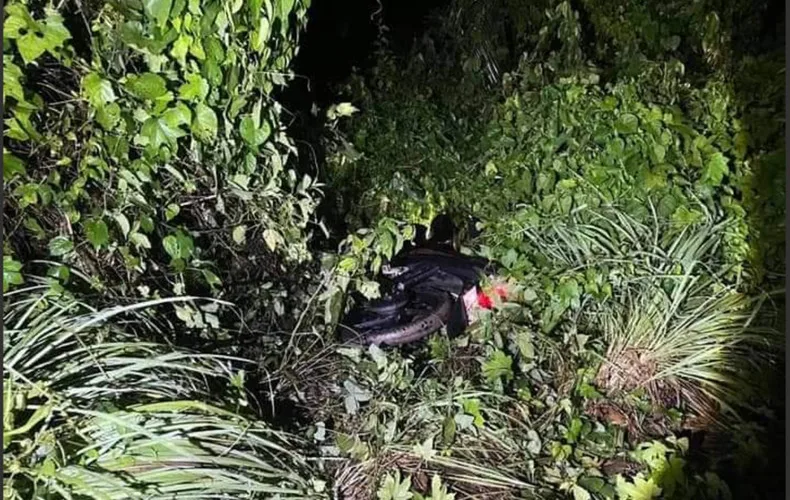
[
  {"x1": 4, "y1": 0, "x2": 319, "y2": 308},
  {"x1": 3, "y1": 283, "x2": 322, "y2": 498},
  {"x1": 330, "y1": 0, "x2": 784, "y2": 289},
  {"x1": 319, "y1": 0, "x2": 784, "y2": 498},
  {"x1": 3, "y1": 0, "x2": 784, "y2": 498}
]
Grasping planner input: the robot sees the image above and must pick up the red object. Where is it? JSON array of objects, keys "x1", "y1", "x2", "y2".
[{"x1": 477, "y1": 290, "x2": 494, "y2": 309}]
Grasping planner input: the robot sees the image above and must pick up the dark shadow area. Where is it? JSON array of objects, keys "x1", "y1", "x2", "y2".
[
  {"x1": 721, "y1": 1, "x2": 785, "y2": 498},
  {"x1": 276, "y1": 0, "x2": 452, "y2": 248}
]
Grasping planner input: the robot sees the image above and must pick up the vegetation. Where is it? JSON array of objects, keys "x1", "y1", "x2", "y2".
[
  {"x1": 3, "y1": 281, "x2": 321, "y2": 498},
  {"x1": 3, "y1": 0, "x2": 784, "y2": 499}
]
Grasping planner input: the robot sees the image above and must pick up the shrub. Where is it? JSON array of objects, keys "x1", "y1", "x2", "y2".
[
  {"x1": 326, "y1": 0, "x2": 784, "y2": 297},
  {"x1": 3, "y1": 282, "x2": 320, "y2": 498},
  {"x1": 3, "y1": 0, "x2": 321, "y2": 308}
]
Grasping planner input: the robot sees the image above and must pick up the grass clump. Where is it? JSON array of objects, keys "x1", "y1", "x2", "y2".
[{"x1": 3, "y1": 282, "x2": 321, "y2": 499}]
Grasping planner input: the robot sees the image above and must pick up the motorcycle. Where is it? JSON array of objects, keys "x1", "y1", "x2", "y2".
[{"x1": 337, "y1": 215, "x2": 510, "y2": 346}]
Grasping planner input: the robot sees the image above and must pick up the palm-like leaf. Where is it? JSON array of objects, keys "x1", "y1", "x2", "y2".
[{"x1": 3, "y1": 284, "x2": 318, "y2": 499}]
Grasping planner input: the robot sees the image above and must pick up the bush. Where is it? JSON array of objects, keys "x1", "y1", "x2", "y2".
[
  {"x1": 318, "y1": 1, "x2": 784, "y2": 497},
  {"x1": 327, "y1": 0, "x2": 783, "y2": 308},
  {"x1": 3, "y1": 0, "x2": 321, "y2": 308}
]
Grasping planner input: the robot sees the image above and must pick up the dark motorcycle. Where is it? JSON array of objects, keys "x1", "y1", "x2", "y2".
[{"x1": 338, "y1": 215, "x2": 497, "y2": 346}]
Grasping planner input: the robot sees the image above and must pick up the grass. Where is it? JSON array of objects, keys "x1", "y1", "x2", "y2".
[
  {"x1": 589, "y1": 272, "x2": 779, "y2": 419},
  {"x1": 3, "y1": 280, "x2": 320, "y2": 499},
  {"x1": 518, "y1": 205, "x2": 782, "y2": 423}
]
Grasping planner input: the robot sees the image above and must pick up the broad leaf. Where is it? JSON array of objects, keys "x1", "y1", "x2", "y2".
[
  {"x1": 85, "y1": 219, "x2": 110, "y2": 249},
  {"x1": 377, "y1": 471, "x2": 413, "y2": 500},
  {"x1": 615, "y1": 113, "x2": 639, "y2": 134},
  {"x1": 615, "y1": 475, "x2": 662, "y2": 500},
  {"x1": 17, "y1": 32, "x2": 49, "y2": 64},
  {"x1": 482, "y1": 350, "x2": 513, "y2": 382},
  {"x1": 239, "y1": 115, "x2": 271, "y2": 147},
  {"x1": 263, "y1": 228, "x2": 283, "y2": 252},
  {"x1": 702, "y1": 151, "x2": 729, "y2": 186},
  {"x1": 178, "y1": 73, "x2": 209, "y2": 101},
  {"x1": 232, "y1": 225, "x2": 246, "y2": 245},
  {"x1": 193, "y1": 103, "x2": 218, "y2": 142},
  {"x1": 126, "y1": 73, "x2": 168, "y2": 100},
  {"x1": 83, "y1": 73, "x2": 116, "y2": 108},
  {"x1": 3, "y1": 59, "x2": 26, "y2": 105},
  {"x1": 140, "y1": 117, "x2": 181, "y2": 149},
  {"x1": 143, "y1": 0, "x2": 173, "y2": 27},
  {"x1": 4, "y1": 151, "x2": 26, "y2": 179},
  {"x1": 48, "y1": 236, "x2": 74, "y2": 257},
  {"x1": 162, "y1": 235, "x2": 179, "y2": 259},
  {"x1": 3, "y1": 256, "x2": 23, "y2": 292},
  {"x1": 96, "y1": 103, "x2": 122, "y2": 130},
  {"x1": 165, "y1": 203, "x2": 180, "y2": 221}
]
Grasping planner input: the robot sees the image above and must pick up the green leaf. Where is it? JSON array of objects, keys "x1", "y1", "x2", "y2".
[
  {"x1": 358, "y1": 280, "x2": 381, "y2": 299},
  {"x1": 430, "y1": 475, "x2": 455, "y2": 500},
  {"x1": 165, "y1": 203, "x2": 180, "y2": 221},
  {"x1": 442, "y1": 416, "x2": 456, "y2": 446},
  {"x1": 462, "y1": 399, "x2": 485, "y2": 428},
  {"x1": 139, "y1": 215, "x2": 154, "y2": 233},
  {"x1": 615, "y1": 113, "x2": 639, "y2": 134},
  {"x1": 162, "y1": 235, "x2": 179, "y2": 259},
  {"x1": 4, "y1": 151, "x2": 26, "y2": 179},
  {"x1": 3, "y1": 14, "x2": 29, "y2": 39},
  {"x1": 556, "y1": 278, "x2": 580, "y2": 309},
  {"x1": 263, "y1": 228, "x2": 283, "y2": 251},
  {"x1": 40, "y1": 11, "x2": 71, "y2": 50},
  {"x1": 140, "y1": 117, "x2": 181, "y2": 149},
  {"x1": 48, "y1": 236, "x2": 74, "y2": 257},
  {"x1": 377, "y1": 471, "x2": 413, "y2": 500},
  {"x1": 5, "y1": 117, "x2": 29, "y2": 141},
  {"x1": 515, "y1": 329, "x2": 534, "y2": 359},
  {"x1": 143, "y1": 0, "x2": 173, "y2": 27},
  {"x1": 83, "y1": 73, "x2": 116, "y2": 108},
  {"x1": 3, "y1": 59, "x2": 26, "y2": 106},
  {"x1": 327, "y1": 102, "x2": 359, "y2": 119},
  {"x1": 17, "y1": 32, "x2": 49, "y2": 65},
  {"x1": 572, "y1": 485, "x2": 592, "y2": 500},
  {"x1": 482, "y1": 350, "x2": 513, "y2": 383},
  {"x1": 202, "y1": 269, "x2": 222, "y2": 288},
  {"x1": 335, "y1": 102, "x2": 358, "y2": 117},
  {"x1": 702, "y1": 151, "x2": 729, "y2": 186},
  {"x1": 130, "y1": 232, "x2": 152, "y2": 249},
  {"x1": 126, "y1": 73, "x2": 168, "y2": 100},
  {"x1": 251, "y1": 17, "x2": 271, "y2": 52},
  {"x1": 193, "y1": 103, "x2": 218, "y2": 142},
  {"x1": 171, "y1": 34, "x2": 191, "y2": 65},
  {"x1": 239, "y1": 115, "x2": 271, "y2": 147},
  {"x1": 13, "y1": 183, "x2": 38, "y2": 207},
  {"x1": 501, "y1": 248, "x2": 518, "y2": 269},
  {"x1": 3, "y1": 256, "x2": 23, "y2": 292},
  {"x1": 615, "y1": 475, "x2": 662, "y2": 500},
  {"x1": 162, "y1": 104, "x2": 191, "y2": 128},
  {"x1": 85, "y1": 219, "x2": 109, "y2": 249},
  {"x1": 175, "y1": 231, "x2": 194, "y2": 259},
  {"x1": 671, "y1": 206, "x2": 704, "y2": 228},
  {"x1": 232, "y1": 225, "x2": 246, "y2": 245},
  {"x1": 178, "y1": 73, "x2": 209, "y2": 101},
  {"x1": 96, "y1": 103, "x2": 122, "y2": 130},
  {"x1": 114, "y1": 213, "x2": 131, "y2": 238},
  {"x1": 413, "y1": 436, "x2": 437, "y2": 460}
]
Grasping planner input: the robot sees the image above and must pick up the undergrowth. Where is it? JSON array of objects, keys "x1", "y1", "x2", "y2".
[{"x1": 2, "y1": 0, "x2": 784, "y2": 499}]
